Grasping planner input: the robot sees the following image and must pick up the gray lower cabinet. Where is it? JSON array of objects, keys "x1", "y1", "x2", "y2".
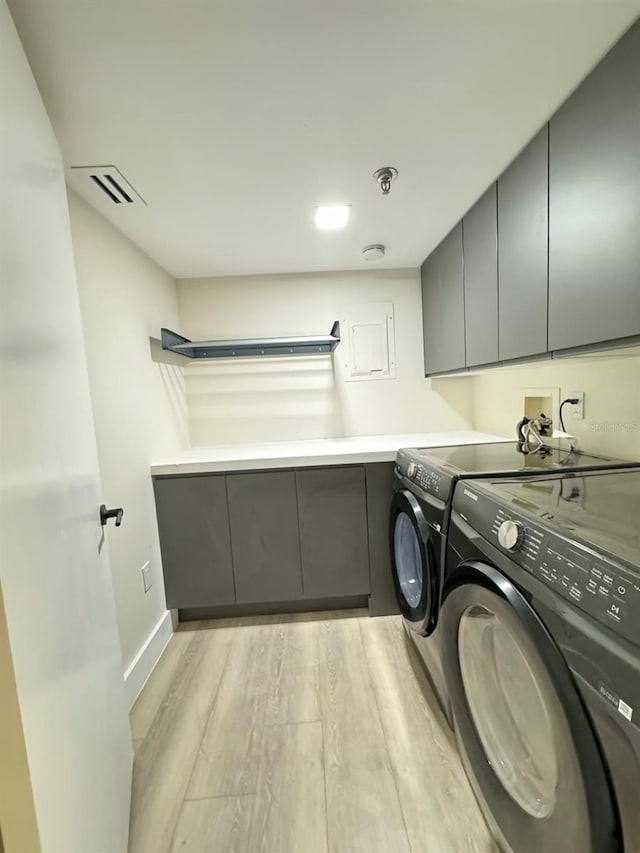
[
  {"x1": 463, "y1": 184, "x2": 498, "y2": 366},
  {"x1": 296, "y1": 466, "x2": 369, "y2": 598},
  {"x1": 548, "y1": 22, "x2": 640, "y2": 351},
  {"x1": 153, "y1": 475, "x2": 235, "y2": 609},
  {"x1": 365, "y1": 463, "x2": 399, "y2": 617},
  {"x1": 422, "y1": 222, "x2": 465, "y2": 375},
  {"x1": 497, "y1": 126, "x2": 549, "y2": 361},
  {"x1": 227, "y1": 471, "x2": 302, "y2": 603}
]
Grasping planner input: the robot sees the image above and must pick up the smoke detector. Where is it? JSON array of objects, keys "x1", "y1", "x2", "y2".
[
  {"x1": 373, "y1": 166, "x2": 398, "y2": 195},
  {"x1": 362, "y1": 244, "x2": 385, "y2": 262}
]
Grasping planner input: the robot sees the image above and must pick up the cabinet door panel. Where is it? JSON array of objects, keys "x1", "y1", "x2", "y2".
[
  {"x1": 153, "y1": 476, "x2": 235, "y2": 609},
  {"x1": 297, "y1": 466, "x2": 369, "y2": 599},
  {"x1": 421, "y1": 249, "x2": 439, "y2": 375},
  {"x1": 365, "y1": 463, "x2": 399, "y2": 616},
  {"x1": 422, "y1": 222, "x2": 465, "y2": 374},
  {"x1": 463, "y1": 184, "x2": 498, "y2": 366},
  {"x1": 227, "y1": 471, "x2": 302, "y2": 603},
  {"x1": 549, "y1": 22, "x2": 640, "y2": 350},
  {"x1": 498, "y1": 126, "x2": 549, "y2": 360}
]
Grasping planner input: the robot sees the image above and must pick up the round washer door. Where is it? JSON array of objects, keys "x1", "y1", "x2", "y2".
[
  {"x1": 440, "y1": 569, "x2": 618, "y2": 853},
  {"x1": 389, "y1": 490, "x2": 439, "y2": 635}
]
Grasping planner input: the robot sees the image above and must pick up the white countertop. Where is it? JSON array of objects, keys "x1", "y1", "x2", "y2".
[{"x1": 151, "y1": 431, "x2": 511, "y2": 475}]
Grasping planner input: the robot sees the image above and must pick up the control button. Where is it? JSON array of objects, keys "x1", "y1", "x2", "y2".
[
  {"x1": 617, "y1": 585, "x2": 627, "y2": 596},
  {"x1": 407, "y1": 462, "x2": 417, "y2": 479},
  {"x1": 603, "y1": 574, "x2": 614, "y2": 586},
  {"x1": 598, "y1": 586, "x2": 610, "y2": 597},
  {"x1": 497, "y1": 520, "x2": 525, "y2": 552},
  {"x1": 607, "y1": 603, "x2": 622, "y2": 622}
]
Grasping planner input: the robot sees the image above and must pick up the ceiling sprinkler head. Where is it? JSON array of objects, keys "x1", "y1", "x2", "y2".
[{"x1": 373, "y1": 166, "x2": 398, "y2": 195}]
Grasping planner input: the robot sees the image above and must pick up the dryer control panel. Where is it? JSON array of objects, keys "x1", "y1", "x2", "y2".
[{"x1": 453, "y1": 485, "x2": 640, "y2": 648}]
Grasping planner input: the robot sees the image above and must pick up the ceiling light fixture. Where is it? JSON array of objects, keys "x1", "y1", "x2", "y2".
[
  {"x1": 373, "y1": 166, "x2": 398, "y2": 195},
  {"x1": 314, "y1": 205, "x2": 351, "y2": 230},
  {"x1": 363, "y1": 244, "x2": 385, "y2": 261}
]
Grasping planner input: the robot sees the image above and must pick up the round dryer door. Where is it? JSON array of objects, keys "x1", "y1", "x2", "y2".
[
  {"x1": 440, "y1": 568, "x2": 618, "y2": 853},
  {"x1": 389, "y1": 490, "x2": 439, "y2": 635}
]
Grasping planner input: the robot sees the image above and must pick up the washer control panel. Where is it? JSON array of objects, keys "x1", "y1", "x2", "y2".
[
  {"x1": 455, "y1": 487, "x2": 640, "y2": 647},
  {"x1": 395, "y1": 451, "x2": 449, "y2": 499},
  {"x1": 414, "y1": 465, "x2": 445, "y2": 495}
]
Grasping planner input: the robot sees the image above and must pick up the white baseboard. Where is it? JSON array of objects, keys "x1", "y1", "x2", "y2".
[{"x1": 123, "y1": 610, "x2": 173, "y2": 709}]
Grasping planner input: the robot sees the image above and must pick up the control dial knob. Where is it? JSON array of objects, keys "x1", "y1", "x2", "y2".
[
  {"x1": 406, "y1": 462, "x2": 417, "y2": 479},
  {"x1": 498, "y1": 520, "x2": 525, "y2": 552}
]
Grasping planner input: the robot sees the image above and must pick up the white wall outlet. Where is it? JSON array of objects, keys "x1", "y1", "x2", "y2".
[
  {"x1": 566, "y1": 392, "x2": 585, "y2": 420},
  {"x1": 141, "y1": 561, "x2": 152, "y2": 593}
]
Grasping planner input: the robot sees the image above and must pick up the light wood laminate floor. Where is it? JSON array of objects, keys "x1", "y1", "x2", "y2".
[{"x1": 128, "y1": 611, "x2": 497, "y2": 853}]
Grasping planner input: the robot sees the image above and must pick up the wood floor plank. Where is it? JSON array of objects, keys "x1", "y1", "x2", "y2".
[
  {"x1": 318, "y1": 617, "x2": 411, "y2": 853},
  {"x1": 128, "y1": 627, "x2": 234, "y2": 853},
  {"x1": 129, "y1": 611, "x2": 499, "y2": 853},
  {"x1": 169, "y1": 796, "x2": 253, "y2": 853},
  {"x1": 248, "y1": 722, "x2": 327, "y2": 853},
  {"x1": 264, "y1": 619, "x2": 320, "y2": 726},
  {"x1": 360, "y1": 616, "x2": 498, "y2": 853},
  {"x1": 129, "y1": 629, "x2": 193, "y2": 740},
  {"x1": 186, "y1": 623, "x2": 277, "y2": 799}
]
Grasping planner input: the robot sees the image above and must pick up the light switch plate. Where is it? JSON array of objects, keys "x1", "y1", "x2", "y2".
[{"x1": 141, "y1": 561, "x2": 152, "y2": 593}]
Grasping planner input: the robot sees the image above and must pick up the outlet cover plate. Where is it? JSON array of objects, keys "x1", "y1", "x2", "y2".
[{"x1": 566, "y1": 392, "x2": 585, "y2": 420}]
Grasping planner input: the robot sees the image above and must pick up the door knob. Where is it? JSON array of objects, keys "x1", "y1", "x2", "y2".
[{"x1": 100, "y1": 505, "x2": 124, "y2": 527}]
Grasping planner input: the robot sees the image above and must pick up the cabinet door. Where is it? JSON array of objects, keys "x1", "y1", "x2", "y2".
[
  {"x1": 549, "y1": 23, "x2": 640, "y2": 350},
  {"x1": 421, "y1": 249, "x2": 439, "y2": 375},
  {"x1": 463, "y1": 184, "x2": 498, "y2": 366},
  {"x1": 422, "y1": 222, "x2": 465, "y2": 374},
  {"x1": 498, "y1": 126, "x2": 549, "y2": 360},
  {"x1": 365, "y1": 463, "x2": 400, "y2": 617},
  {"x1": 227, "y1": 471, "x2": 302, "y2": 603},
  {"x1": 296, "y1": 466, "x2": 369, "y2": 599},
  {"x1": 153, "y1": 475, "x2": 235, "y2": 609}
]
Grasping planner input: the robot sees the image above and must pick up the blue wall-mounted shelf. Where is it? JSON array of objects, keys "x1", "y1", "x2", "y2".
[{"x1": 160, "y1": 321, "x2": 340, "y2": 360}]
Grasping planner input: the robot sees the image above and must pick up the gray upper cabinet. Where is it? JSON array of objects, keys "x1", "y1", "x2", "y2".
[
  {"x1": 548, "y1": 22, "x2": 640, "y2": 351},
  {"x1": 227, "y1": 471, "x2": 303, "y2": 603},
  {"x1": 153, "y1": 475, "x2": 235, "y2": 609},
  {"x1": 463, "y1": 184, "x2": 498, "y2": 366},
  {"x1": 422, "y1": 222, "x2": 465, "y2": 374},
  {"x1": 420, "y1": 250, "x2": 439, "y2": 375},
  {"x1": 296, "y1": 466, "x2": 369, "y2": 599},
  {"x1": 498, "y1": 126, "x2": 549, "y2": 361}
]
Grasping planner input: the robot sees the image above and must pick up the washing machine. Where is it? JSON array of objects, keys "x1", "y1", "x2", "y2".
[
  {"x1": 389, "y1": 441, "x2": 636, "y2": 724},
  {"x1": 440, "y1": 468, "x2": 640, "y2": 852}
]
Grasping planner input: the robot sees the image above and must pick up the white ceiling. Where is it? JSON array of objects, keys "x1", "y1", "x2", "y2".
[{"x1": 8, "y1": 0, "x2": 640, "y2": 278}]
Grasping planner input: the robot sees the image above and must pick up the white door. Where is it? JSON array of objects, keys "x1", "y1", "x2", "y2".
[{"x1": 0, "y1": 4, "x2": 132, "y2": 852}]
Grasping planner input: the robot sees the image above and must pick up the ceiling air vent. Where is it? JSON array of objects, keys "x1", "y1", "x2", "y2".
[{"x1": 70, "y1": 165, "x2": 147, "y2": 205}]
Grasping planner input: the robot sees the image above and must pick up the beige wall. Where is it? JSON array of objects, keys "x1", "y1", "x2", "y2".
[
  {"x1": 69, "y1": 191, "x2": 188, "y2": 672},
  {"x1": 177, "y1": 270, "x2": 474, "y2": 445},
  {"x1": 472, "y1": 351, "x2": 640, "y2": 460},
  {"x1": 0, "y1": 584, "x2": 41, "y2": 853}
]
